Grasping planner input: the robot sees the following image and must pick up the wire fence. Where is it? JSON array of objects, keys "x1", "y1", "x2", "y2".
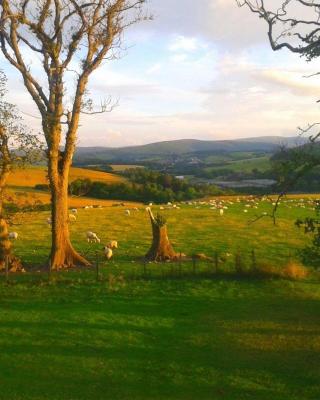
[{"x1": 0, "y1": 248, "x2": 300, "y2": 285}]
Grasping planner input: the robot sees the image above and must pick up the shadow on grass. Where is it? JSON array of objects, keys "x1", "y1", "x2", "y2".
[{"x1": 0, "y1": 286, "x2": 319, "y2": 400}]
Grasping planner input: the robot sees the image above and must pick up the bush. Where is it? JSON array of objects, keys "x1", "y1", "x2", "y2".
[
  {"x1": 34, "y1": 184, "x2": 49, "y2": 191},
  {"x1": 281, "y1": 261, "x2": 308, "y2": 280}
]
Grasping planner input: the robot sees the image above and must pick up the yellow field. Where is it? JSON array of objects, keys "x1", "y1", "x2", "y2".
[
  {"x1": 6, "y1": 166, "x2": 142, "y2": 207},
  {"x1": 110, "y1": 164, "x2": 144, "y2": 172},
  {"x1": 8, "y1": 166, "x2": 124, "y2": 187}
]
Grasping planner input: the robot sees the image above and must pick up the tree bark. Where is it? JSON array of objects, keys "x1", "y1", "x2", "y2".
[
  {"x1": 145, "y1": 209, "x2": 178, "y2": 262},
  {"x1": 49, "y1": 174, "x2": 91, "y2": 270}
]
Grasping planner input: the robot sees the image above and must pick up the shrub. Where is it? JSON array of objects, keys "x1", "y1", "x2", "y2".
[
  {"x1": 281, "y1": 261, "x2": 308, "y2": 280},
  {"x1": 34, "y1": 184, "x2": 49, "y2": 191}
]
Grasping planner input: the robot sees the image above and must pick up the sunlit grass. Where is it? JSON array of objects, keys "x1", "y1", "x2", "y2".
[{"x1": 0, "y1": 198, "x2": 319, "y2": 399}]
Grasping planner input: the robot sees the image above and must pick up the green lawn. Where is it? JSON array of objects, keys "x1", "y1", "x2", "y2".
[
  {"x1": 0, "y1": 278, "x2": 319, "y2": 399},
  {"x1": 1, "y1": 197, "x2": 319, "y2": 399}
]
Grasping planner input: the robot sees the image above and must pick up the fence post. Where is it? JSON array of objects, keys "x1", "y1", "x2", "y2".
[
  {"x1": 96, "y1": 252, "x2": 100, "y2": 281},
  {"x1": 143, "y1": 258, "x2": 147, "y2": 278},
  {"x1": 48, "y1": 258, "x2": 52, "y2": 282},
  {"x1": 251, "y1": 249, "x2": 257, "y2": 272},
  {"x1": 214, "y1": 251, "x2": 219, "y2": 274},
  {"x1": 192, "y1": 255, "x2": 196, "y2": 276},
  {"x1": 235, "y1": 250, "x2": 242, "y2": 274},
  {"x1": 5, "y1": 255, "x2": 9, "y2": 283}
]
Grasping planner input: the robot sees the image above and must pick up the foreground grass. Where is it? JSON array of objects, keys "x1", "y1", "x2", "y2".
[
  {"x1": 1, "y1": 198, "x2": 319, "y2": 399},
  {"x1": 0, "y1": 277, "x2": 319, "y2": 400}
]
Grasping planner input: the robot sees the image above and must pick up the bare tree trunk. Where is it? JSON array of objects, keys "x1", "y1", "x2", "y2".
[
  {"x1": 145, "y1": 209, "x2": 178, "y2": 262},
  {"x1": 49, "y1": 171, "x2": 90, "y2": 270}
]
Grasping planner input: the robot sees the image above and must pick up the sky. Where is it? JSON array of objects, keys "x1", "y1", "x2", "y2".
[{"x1": 2, "y1": 0, "x2": 320, "y2": 147}]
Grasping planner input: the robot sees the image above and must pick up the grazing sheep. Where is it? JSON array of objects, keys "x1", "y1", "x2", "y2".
[
  {"x1": 46, "y1": 217, "x2": 52, "y2": 225},
  {"x1": 107, "y1": 240, "x2": 118, "y2": 249},
  {"x1": 71, "y1": 208, "x2": 78, "y2": 214},
  {"x1": 219, "y1": 209, "x2": 224, "y2": 216},
  {"x1": 68, "y1": 214, "x2": 77, "y2": 222},
  {"x1": 86, "y1": 231, "x2": 100, "y2": 243},
  {"x1": 125, "y1": 209, "x2": 131, "y2": 216},
  {"x1": 8, "y1": 232, "x2": 18, "y2": 240},
  {"x1": 103, "y1": 246, "x2": 113, "y2": 260}
]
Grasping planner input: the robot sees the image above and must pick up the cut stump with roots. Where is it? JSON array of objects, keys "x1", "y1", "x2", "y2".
[{"x1": 145, "y1": 208, "x2": 178, "y2": 262}]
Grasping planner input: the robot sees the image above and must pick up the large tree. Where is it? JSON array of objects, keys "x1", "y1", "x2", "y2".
[{"x1": 0, "y1": 0, "x2": 148, "y2": 269}]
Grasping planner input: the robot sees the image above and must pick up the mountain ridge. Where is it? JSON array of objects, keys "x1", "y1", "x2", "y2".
[{"x1": 74, "y1": 136, "x2": 305, "y2": 164}]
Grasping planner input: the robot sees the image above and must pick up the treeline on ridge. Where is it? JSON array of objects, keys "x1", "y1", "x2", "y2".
[{"x1": 35, "y1": 168, "x2": 227, "y2": 203}]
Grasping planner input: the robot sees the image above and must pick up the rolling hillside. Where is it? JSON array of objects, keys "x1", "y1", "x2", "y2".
[
  {"x1": 6, "y1": 166, "x2": 141, "y2": 208},
  {"x1": 8, "y1": 166, "x2": 124, "y2": 187},
  {"x1": 73, "y1": 136, "x2": 306, "y2": 164}
]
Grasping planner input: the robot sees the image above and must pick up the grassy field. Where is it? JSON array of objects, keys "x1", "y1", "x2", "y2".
[
  {"x1": 10, "y1": 196, "x2": 315, "y2": 267},
  {"x1": 1, "y1": 197, "x2": 320, "y2": 399},
  {"x1": 7, "y1": 166, "x2": 124, "y2": 187},
  {"x1": 203, "y1": 155, "x2": 271, "y2": 175},
  {"x1": 1, "y1": 278, "x2": 319, "y2": 400}
]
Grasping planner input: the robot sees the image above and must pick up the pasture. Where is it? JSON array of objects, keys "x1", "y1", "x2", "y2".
[
  {"x1": 10, "y1": 196, "x2": 316, "y2": 268},
  {"x1": 1, "y1": 196, "x2": 320, "y2": 400}
]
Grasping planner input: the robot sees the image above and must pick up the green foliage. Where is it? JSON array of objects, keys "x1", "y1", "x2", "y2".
[
  {"x1": 0, "y1": 70, "x2": 42, "y2": 169},
  {"x1": 34, "y1": 184, "x2": 49, "y2": 192},
  {"x1": 296, "y1": 201, "x2": 320, "y2": 267},
  {"x1": 68, "y1": 178, "x2": 92, "y2": 197},
  {"x1": 271, "y1": 144, "x2": 320, "y2": 190},
  {"x1": 68, "y1": 169, "x2": 225, "y2": 204},
  {"x1": 154, "y1": 213, "x2": 167, "y2": 227}
]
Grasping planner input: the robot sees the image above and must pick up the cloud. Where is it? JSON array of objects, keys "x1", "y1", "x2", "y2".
[{"x1": 168, "y1": 36, "x2": 199, "y2": 52}]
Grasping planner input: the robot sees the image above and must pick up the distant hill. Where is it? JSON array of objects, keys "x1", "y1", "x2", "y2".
[
  {"x1": 74, "y1": 137, "x2": 305, "y2": 164},
  {"x1": 7, "y1": 166, "x2": 131, "y2": 208}
]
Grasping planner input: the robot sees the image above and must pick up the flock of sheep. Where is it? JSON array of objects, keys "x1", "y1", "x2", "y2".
[{"x1": 7, "y1": 196, "x2": 317, "y2": 261}]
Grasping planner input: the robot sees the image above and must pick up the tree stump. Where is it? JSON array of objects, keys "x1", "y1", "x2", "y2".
[{"x1": 145, "y1": 208, "x2": 178, "y2": 262}]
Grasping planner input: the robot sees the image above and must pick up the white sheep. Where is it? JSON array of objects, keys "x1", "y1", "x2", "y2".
[
  {"x1": 125, "y1": 209, "x2": 131, "y2": 216},
  {"x1": 219, "y1": 209, "x2": 224, "y2": 216},
  {"x1": 86, "y1": 231, "x2": 100, "y2": 243},
  {"x1": 68, "y1": 214, "x2": 77, "y2": 222},
  {"x1": 8, "y1": 232, "x2": 18, "y2": 240},
  {"x1": 103, "y1": 246, "x2": 113, "y2": 260},
  {"x1": 71, "y1": 208, "x2": 78, "y2": 214},
  {"x1": 46, "y1": 217, "x2": 52, "y2": 225},
  {"x1": 106, "y1": 240, "x2": 118, "y2": 249}
]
